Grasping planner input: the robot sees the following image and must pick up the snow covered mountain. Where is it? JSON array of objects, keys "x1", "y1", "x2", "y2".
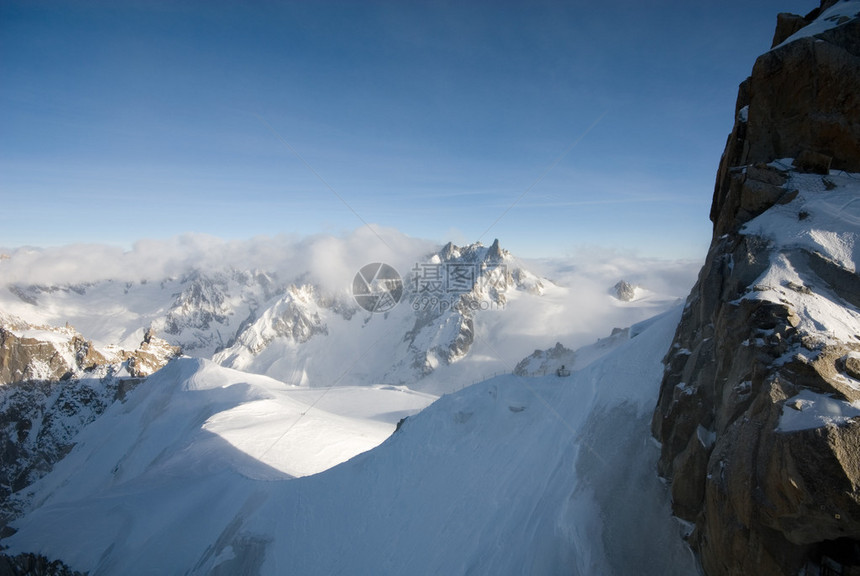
[
  {"x1": 1, "y1": 269, "x2": 282, "y2": 358},
  {"x1": 1, "y1": 307, "x2": 698, "y2": 575},
  {"x1": 0, "y1": 235, "x2": 694, "y2": 564},
  {"x1": 212, "y1": 238, "x2": 547, "y2": 388},
  {"x1": 0, "y1": 238, "x2": 685, "y2": 394}
]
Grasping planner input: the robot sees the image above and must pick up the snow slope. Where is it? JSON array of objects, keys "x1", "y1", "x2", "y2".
[{"x1": 3, "y1": 305, "x2": 696, "y2": 575}]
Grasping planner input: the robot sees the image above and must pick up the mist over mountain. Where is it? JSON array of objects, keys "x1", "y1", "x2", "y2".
[
  {"x1": 0, "y1": 234, "x2": 694, "y2": 391},
  {"x1": 0, "y1": 228, "x2": 434, "y2": 289}
]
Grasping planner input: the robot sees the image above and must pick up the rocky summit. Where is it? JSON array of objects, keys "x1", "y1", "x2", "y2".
[{"x1": 652, "y1": 2, "x2": 860, "y2": 575}]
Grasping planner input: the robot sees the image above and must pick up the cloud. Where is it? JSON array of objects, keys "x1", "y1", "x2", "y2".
[
  {"x1": 527, "y1": 245, "x2": 701, "y2": 293},
  {"x1": 0, "y1": 232, "x2": 701, "y2": 345},
  {"x1": 0, "y1": 227, "x2": 437, "y2": 291},
  {"x1": 504, "y1": 247, "x2": 701, "y2": 349}
]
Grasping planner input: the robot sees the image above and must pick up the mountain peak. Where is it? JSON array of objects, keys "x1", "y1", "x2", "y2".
[
  {"x1": 440, "y1": 241, "x2": 457, "y2": 260},
  {"x1": 434, "y1": 239, "x2": 509, "y2": 265},
  {"x1": 486, "y1": 238, "x2": 503, "y2": 261}
]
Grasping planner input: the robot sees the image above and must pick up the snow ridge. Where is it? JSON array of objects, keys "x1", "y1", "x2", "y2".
[{"x1": 3, "y1": 306, "x2": 696, "y2": 575}]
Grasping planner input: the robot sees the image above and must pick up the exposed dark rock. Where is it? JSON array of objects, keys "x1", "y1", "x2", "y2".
[
  {"x1": 513, "y1": 342, "x2": 576, "y2": 377},
  {"x1": 0, "y1": 319, "x2": 179, "y2": 386},
  {"x1": 120, "y1": 334, "x2": 181, "y2": 378},
  {"x1": 652, "y1": 3, "x2": 860, "y2": 574},
  {"x1": 613, "y1": 280, "x2": 636, "y2": 302},
  {"x1": 653, "y1": 232, "x2": 860, "y2": 575},
  {"x1": 486, "y1": 238, "x2": 504, "y2": 261},
  {"x1": 746, "y1": 16, "x2": 860, "y2": 172},
  {"x1": 771, "y1": 12, "x2": 811, "y2": 47},
  {"x1": 0, "y1": 374, "x2": 118, "y2": 529},
  {"x1": 0, "y1": 326, "x2": 108, "y2": 386},
  {"x1": 0, "y1": 320, "x2": 178, "y2": 532},
  {"x1": 793, "y1": 149, "x2": 833, "y2": 174}
]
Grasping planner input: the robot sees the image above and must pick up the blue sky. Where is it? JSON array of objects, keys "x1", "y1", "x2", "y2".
[{"x1": 1, "y1": 0, "x2": 813, "y2": 259}]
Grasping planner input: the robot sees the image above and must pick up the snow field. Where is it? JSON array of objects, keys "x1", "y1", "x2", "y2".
[{"x1": 5, "y1": 305, "x2": 697, "y2": 575}]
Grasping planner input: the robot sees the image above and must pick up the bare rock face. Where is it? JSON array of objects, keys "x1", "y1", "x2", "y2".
[
  {"x1": 736, "y1": 4, "x2": 860, "y2": 173},
  {"x1": 712, "y1": 2, "x2": 860, "y2": 235},
  {"x1": 771, "y1": 12, "x2": 811, "y2": 46},
  {"x1": 653, "y1": 3, "x2": 860, "y2": 575},
  {"x1": 0, "y1": 320, "x2": 179, "y2": 386},
  {"x1": 613, "y1": 280, "x2": 637, "y2": 302},
  {"x1": 120, "y1": 330, "x2": 181, "y2": 378},
  {"x1": 0, "y1": 322, "x2": 179, "y2": 533},
  {"x1": 0, "y1": 325, "x2": 107, "y2": 385}
]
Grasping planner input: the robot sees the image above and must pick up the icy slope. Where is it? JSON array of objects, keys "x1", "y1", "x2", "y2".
[{"x1": 4, "y1": 306, "x2": 696, "y2": 575}]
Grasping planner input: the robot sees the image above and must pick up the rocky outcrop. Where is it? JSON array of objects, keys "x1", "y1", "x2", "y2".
[
  {"x1": 514, "y1": 342, "x2": 576, "y2": 377},
  {"x1": 0, "y1": 320, "x2": 179, "y2": 386},
  {"x1": 0, "y1": 328, "x2": 104, "y2": 385},
  {"x1": 0, "y1": 374, "x2": 116, "y2": 529},
  {"x1": 0, "y1": 321, "x2": 179, "y2": 530},
  {"x1": 718, "y1": 1, "x2": 860, "y2": 182},
  {"x1": 613, "y1": 280, "x2": 637, "y2": 302},
  {"x1": 653, "y1": 3, "x2": 860, "y2": 575},
  {"x1": 119, "y1": 328, "x2": 182, "y2": 377},
  {"x1": 653, "y1": 234, "x2": 860, "y2": 574},
  {"x1": 712, "y1": 2, "x2": 860, "y2": 235},
  {"x1": 0, "y1": 315, "x2": 109, "y2": 386}
]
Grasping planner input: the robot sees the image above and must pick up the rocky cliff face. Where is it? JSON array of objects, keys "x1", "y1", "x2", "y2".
[
  {"x1": 0, "y1": 314, "x2": 106, "y2": 386},
  {"x1": 0, "y1": 319, "x2": 179, "y2": 533},
  {"x1": 0, "y1": 316, "x2": 179, "y2": 386},
  {"x1": 652, "y1": 3, "x2": 860, "y2": 575}
]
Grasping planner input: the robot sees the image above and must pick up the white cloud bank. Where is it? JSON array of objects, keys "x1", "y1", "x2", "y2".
[
  {"x1": 0, "y1": 229, "x2": 702, "y2": 319},
  {"x1": 0, "y1": 227, "x2": 436, "y2": 291}
]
